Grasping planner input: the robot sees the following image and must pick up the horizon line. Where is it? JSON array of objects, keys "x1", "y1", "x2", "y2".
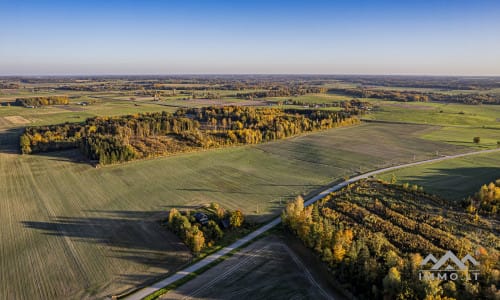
[{"x1": 2, "y1": 73, "x2": 500, "y2": 78}]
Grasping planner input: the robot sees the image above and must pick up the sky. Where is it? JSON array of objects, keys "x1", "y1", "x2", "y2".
[{"x1": 0, "y1": 0, "x2": 499, "y2": 75}]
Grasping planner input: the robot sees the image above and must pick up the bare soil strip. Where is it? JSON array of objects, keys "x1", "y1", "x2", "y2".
[{"x1": 4, "y1": 115, "x2": 31, "y2": 125}]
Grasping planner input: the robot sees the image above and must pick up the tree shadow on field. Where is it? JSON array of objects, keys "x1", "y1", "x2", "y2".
[
  {"x1": 396, "y1": 166, "x2": 500, "y2": 201},
  {"x1": 0, "y1": 126, "x2": 90, "y2": 164},
  {"x1": 175, "y1": 187, "x2": 275, "y2": 196},
  {"x1": 31, "y1": 149, "x2": 92, "y2": 165},
  {"x1": 21, "y1": 210, "x2": 193, "y2": 296},
  {"x1": 0, "y1": 127, "x2": 22, "y2": 153}
]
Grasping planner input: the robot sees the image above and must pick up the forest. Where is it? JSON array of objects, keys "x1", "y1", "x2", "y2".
[
  {"x1": 282, "y1": 179, "x2": 500, "y2": 300},
  {"x1": 329, "y1": 87, "x2": 500, "y2": 105},
  {"x1": 465, "y1": 179, "x2": 500, "y2": 216},
  {"x1": 20, "y1": 106, "x2": 360, "y2": 165},
  {"x1": 14, "y1": 95, "x2": 69, "y2": 107}
]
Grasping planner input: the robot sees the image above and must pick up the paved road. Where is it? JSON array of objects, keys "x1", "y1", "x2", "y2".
[{"x1": 124, "y1": 148, "x2": 500, "y2": 300}]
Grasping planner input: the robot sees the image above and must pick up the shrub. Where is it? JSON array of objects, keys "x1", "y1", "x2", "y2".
[
  {"x1": 202, "y1": 220, "x2": 224, "y2": 241},
  {"x1": 230, "y1": 209, "x2": 244, "y2": 228}
]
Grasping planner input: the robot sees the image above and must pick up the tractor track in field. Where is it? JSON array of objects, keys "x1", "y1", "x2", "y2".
[{"x1": 20, "y1": 158, "x2": 92, "y2": 290}]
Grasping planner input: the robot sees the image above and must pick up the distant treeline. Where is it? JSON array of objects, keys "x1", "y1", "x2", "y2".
[
  {"x1": 236, "y1": 86, "x2": 326, "y2": 99},
  {"x1": 284, "y1": 99, "x2": 372, "y2": 110},
  {"x1": 8, "y1": 75, "x2": 500, "y2": 92},
  {"x1": 332, "y1": 75, "x2": 500, "y2": 90},
  {"x1": 14, "y1": 96, "x2": 69, "y2": 107},
  {"x1": 0, "y1": 83, "x2": 20, "y2": 89},
  {"x1": 20, "y1": 106, "x2": 360, "y2": 165},
  {"x1": 329, "y1": 87, "x2": 500, "y2": 105}
]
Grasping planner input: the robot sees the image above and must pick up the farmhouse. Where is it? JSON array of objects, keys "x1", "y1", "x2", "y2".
[{"x1": 193, "y1": 212, "x2": 209, "y2": 225}]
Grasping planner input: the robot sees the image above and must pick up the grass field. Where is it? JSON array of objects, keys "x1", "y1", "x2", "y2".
[
  {"x1": 358, "y1": 99, "x2": 500, "y2": 150},
  {"x1": 422, "y1": 126, "x2": 500, "y2": 149},
  {"x1": 379, "y1": 152, "x2": 500, "y2": 202},
  {"x1": 273, "y1": 93, "x2": 348, "y2": 104},
  {"x1": 0, "y1": 100, "x2": 176, "y2": 127},
  {"x1": 0, "y1": 96, "x2": 271, "y2": 128},
  {"x1": 363, "y1": 100, "x2": 500, "y2": 128},
  {"x1": 0, "y1": 122, "x2": 478, "y2": 299}
]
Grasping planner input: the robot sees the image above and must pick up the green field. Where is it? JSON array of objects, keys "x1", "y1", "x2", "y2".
[
  {"x1": 358, "y1": 99, "x2": 500, "y2": 150},
  {"x1": 0, "y1": 100, "x2": 176, "y2": 127},
  {"x1": 363, "y1": 100, "x2": 500, "y2": 128},
  {"x1": 379, "y1": 152, "x2": 500, "y2": 201},
  {"x1": 0, "y1": 122, "x2": 480, "y2": 299},
  {"x1": 273, "y1": 93, "x2": 348, "y2": 104}
]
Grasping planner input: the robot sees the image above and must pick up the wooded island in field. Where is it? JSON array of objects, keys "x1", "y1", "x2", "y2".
[
  {"x1": 14, "y1": 95, "x2": 69, "y2": 107},
  {"x1": 19, "y1": 106, "x2": 361, "y2": 165}
]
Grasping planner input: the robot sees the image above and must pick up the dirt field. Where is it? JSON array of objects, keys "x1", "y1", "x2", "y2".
[
  {"x1": 0, "y1": 117, "x2": 11, "y2": 128},
  {"x1": 4, "y1": 115, "x2": 31, "y2": 125},
  {"x1": 161, "y1": 236, "x2": 338, "y2": 300}
]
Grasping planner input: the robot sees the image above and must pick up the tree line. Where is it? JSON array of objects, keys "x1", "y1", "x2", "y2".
[
  {"x1": 20, "y1": 106, "x2": 360, "y2": 165},
  {"x1": 14, "y1": 95, "x2": 69, "y2": 107},
  {"x1": 236, "y1": 86, "x2": 327, "y2": 99},
  {"x1": 329, "y1": 87, "x2": 500, "y2": 105},
  {"x1": 283, "y1": 99, "x2": 372, "y2": 111},
  {"x1": 282, "y1": 180, "x2": 499, "y2": 300}
]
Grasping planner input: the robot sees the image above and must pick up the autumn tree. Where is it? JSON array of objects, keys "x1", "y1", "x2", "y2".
[
  {"x1": 185, "y1": 225, "x2": 205, "y2": 253},
  {"x1": 20, "y1": 134, "x2": 32, "y2": 154},
  {"x1": 229, "y1": 209, "x2": 244, "y2": 228},
  {"x1": 383, "y1": 267, "x2": 401, "y2": 299},
  {"x1": 202, "y1": 220, "x2": 224, "y2": 242}
]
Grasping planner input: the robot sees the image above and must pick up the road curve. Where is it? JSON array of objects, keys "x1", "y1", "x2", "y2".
[{"x1": 124, "y1": 148, "x2": 500, "y2": 300}]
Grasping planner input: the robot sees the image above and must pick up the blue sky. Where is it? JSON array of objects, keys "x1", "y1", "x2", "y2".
[{"x1": 1, "y1": 0, "x2": 499, "y2": 75}]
